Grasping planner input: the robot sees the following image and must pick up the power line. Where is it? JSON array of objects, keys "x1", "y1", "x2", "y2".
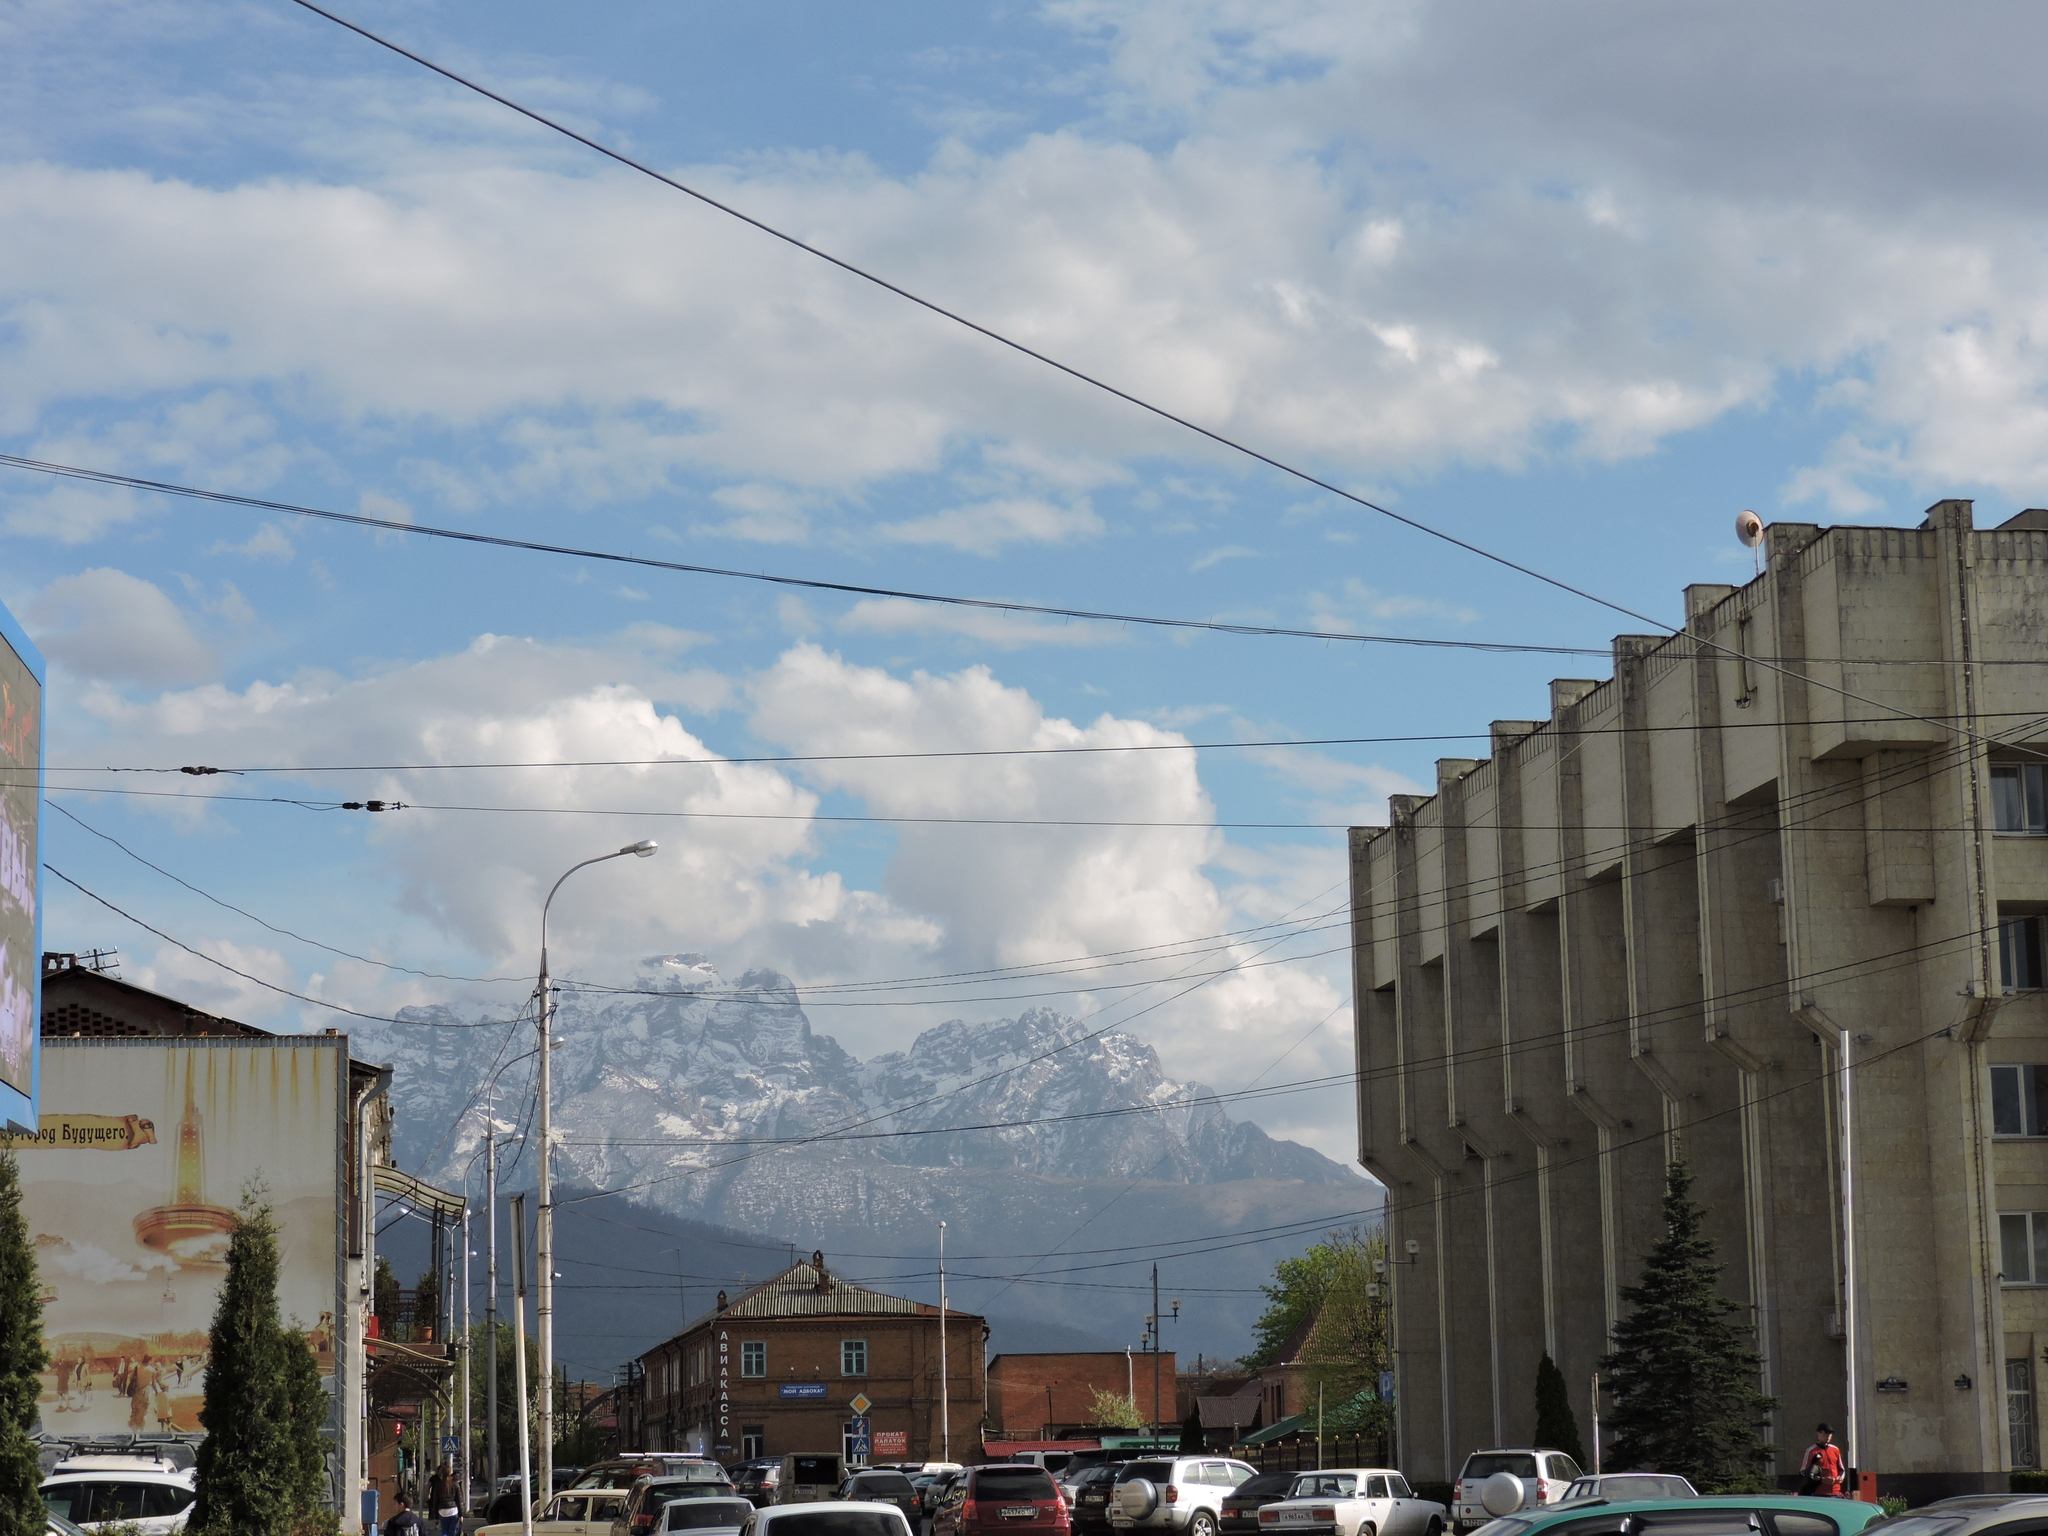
[{"x1": 0, "y1": 453, "x2": 1601, "y2": 658}]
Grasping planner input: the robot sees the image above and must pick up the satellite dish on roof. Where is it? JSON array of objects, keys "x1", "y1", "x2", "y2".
[{"x1": 1736, "y1": 509, "x2": 1764, "y2": 548}]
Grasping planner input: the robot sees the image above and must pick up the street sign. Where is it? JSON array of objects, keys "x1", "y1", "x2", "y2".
[
  {"x1": 873, "y1": 1431, "x2": 908, "y2": 1457},
  {"x1": 780, "y1": 1382, "x2": 828, "y2": 1399},
  {"x1": 849, "y1": 1393, "x2": 872, "y2": 1415},
  {"x1": 441, "y1": 1434, "x2": 459, "y2": 1456},
  {"x1": 1379, "y1": 1371, "x2": 1395, "y2": 1402},
  {"x1": 848, "y1": 1415, "x2": 872, "y2": 1457}
]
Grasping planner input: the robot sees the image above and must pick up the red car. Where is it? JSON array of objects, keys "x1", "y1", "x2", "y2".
[{"x1": 933, "y1": 1466, "x2": 1071, "y2": 1536}]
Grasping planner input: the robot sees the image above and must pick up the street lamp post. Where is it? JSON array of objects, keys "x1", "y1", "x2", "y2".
[{"x1": 536, "y1": 839, "x2": 658, "y2": 1498}]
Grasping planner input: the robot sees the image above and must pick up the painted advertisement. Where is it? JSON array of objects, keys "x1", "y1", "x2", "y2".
[
  {"x1": 0, "y1": 601, "x2": 42, "y2": 1132},
  {"x1": 8, "y1": 1040, "x2": 343, "y2": 1436}
]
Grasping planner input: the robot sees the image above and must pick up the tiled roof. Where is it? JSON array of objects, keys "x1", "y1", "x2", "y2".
[{"x1": 1196, "y1": 1384, "x2": 1262, "y2": 1430}]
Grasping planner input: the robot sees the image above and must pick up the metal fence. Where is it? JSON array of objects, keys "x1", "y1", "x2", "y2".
[{"x1": 1236, "y1": 1432, "x2": 1394, "y2": 1473}]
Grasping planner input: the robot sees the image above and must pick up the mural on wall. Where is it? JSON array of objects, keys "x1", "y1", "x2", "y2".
[
  {"x1": 5, "y1": 1041, "x2": 341, "y2": 1435},
  {"x1": 0, "y1": 624, "x2": 38, "y2": 1109}
]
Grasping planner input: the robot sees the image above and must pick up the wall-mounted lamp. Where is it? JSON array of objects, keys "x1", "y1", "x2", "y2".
[
  {"x1": 1955, "y1": 1374, "x2": 1974, "y2": 1391},
  {"x1": 1875, "y1": 1376, "x2": 1908, "y2": 1394}
]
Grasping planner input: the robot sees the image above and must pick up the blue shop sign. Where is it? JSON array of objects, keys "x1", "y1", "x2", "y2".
[{"x1": 779, "y1": 1382, "x2": 829, "y2": 1399}]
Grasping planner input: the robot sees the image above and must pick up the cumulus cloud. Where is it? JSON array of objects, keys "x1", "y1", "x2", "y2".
[
  {"x1": 837, "y1": 597, "x2": 1120, "y2": 648},
  {"x1": 874, "y1": 496, "x2": 1104, "y2": 554},
  {"x1": 27, "y1": 568, "x2": 216, "y2": 685}
]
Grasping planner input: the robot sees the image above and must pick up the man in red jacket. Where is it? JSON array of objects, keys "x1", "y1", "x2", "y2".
[{"x1": 1800, "y1": 1424, "x2": 1845, "y2": 1497}]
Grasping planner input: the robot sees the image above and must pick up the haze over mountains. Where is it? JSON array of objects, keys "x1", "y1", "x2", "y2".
[{"x1": 359, "y1": 954, "x2": 1379, "y2": 1371}]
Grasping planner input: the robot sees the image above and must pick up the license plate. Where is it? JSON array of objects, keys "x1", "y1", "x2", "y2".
[{"x1": 1002, "y1": 1510, "x2": 1036, "y2": 1520}]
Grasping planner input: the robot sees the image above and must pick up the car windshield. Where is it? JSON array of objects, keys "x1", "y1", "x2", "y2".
[
  {"x1": 653, "y1": 1483, "x2": 734, "y2": 1501},
  {"x1": 580, "y1": 1468, "x2": 662, "y2": 1490},
  {"x1": 1234, "y1": 1476, "x2": 1295, "y2": 1498},
  {"x1": 792, "y1": 1459, "x2": 841, "y2": 1485},
  {"x1": 1601, "y1": 1480, "x2": 1693, "y2": 1501},
  {"x1": 1120, "y1": 1464, "x2": 1177, "y2": 1485},
  {"x1": 1463, "y1": 1457, "x2": 1539, "y2": 1481},
  {"x1": 973, "y1": 1469, "x2": 1057, "y2": 1499},
  {"x1": 1291, "y1": 1477, "x2": 1358, "y2": 1499},
  {"x1": 767, "y1": 1515, "x2": 905, "y2": 1536},
  {"x1": 666, "y1": 1502, "x2": 755, "y2": 1529}
]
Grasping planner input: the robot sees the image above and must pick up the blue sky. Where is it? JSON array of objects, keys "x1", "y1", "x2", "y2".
[{"x1": 6, "y1": 0, "x2": 2048, "y2": 1168}]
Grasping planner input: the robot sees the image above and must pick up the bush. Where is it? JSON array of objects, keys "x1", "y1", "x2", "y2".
[
  {"x1": 2012, "y1": 1470, "x2": 2048, "y2": 1494},
  {"x1": 1878, "y1": 1497, "x2": 1908, "y2": 1516}
]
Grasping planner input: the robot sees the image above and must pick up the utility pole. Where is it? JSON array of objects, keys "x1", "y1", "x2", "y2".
[
  {"x1": 1145, "y1": 1266, "x2": 1181, "y2": 1440},
  {"x1": 461, "y1": 1194, "x2": 473, "y2": 1512},
  {"x1": 938, "y1": 1221, "x2": 950, "y2": 1463},
  {"x1": 535, "y1": 839, "x2": 658, "y2": 1500},
  {"x1": 487, "y1": 1125, "x2": 500, "y2": 1490},
  {"x1": 511, "y1": 1193, "x2": 534, "y2": 1536}
]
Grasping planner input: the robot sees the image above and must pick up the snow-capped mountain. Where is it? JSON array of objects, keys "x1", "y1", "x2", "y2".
[{"x1": 355, "y1": 954, "x2": 1376, "y2": 1361}]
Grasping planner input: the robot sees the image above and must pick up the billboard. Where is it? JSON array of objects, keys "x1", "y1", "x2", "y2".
[
  {"x1": 0, "y1": 597, "x2": 42, "y2": 1135},
  {"x1": 6, "y1": 1039, "x2": 345, "y2": 1438}
]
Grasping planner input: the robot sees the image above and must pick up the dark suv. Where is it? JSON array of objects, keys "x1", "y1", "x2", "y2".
[
  {"x1": 933, "y1": 1465, "x2": 1070, "y2": 1536},
  {"x1": 1072, "y1": 1466, "x2": 1130, "y2": 1536},
  {"x1": 1218, "y1": 1475, "x2": 1294, "y2": 1536},
  {"x1": 840, "y1": 1471, "x2": 923, "y2": 1526}
]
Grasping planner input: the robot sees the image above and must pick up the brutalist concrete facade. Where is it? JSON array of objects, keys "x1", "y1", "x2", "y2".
[{"x1": 1349, "y1": 500, "x2": 2048, "y2": 1496}]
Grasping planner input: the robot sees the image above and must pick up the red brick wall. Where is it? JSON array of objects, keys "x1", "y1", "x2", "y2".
[{"x1": 988, "y1": 1353, "x2": 1176, "y2": 1435}]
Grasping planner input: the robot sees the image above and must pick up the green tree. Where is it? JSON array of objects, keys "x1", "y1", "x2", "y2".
[
  {"x1": 467, "y1": 1321, "x2": 539, "y2": 1477},
  {"x1": 373, "y1": 1256, "x2": 401, "y2": 1340},
  {"x1": 1297, "y1": 1227, "x2": 1390, "y2": 1415},
  {"x1": 415, "y1": 1264, "x2": 441, "y2": 1342},
  {"x1": 1247, "y1": 1244, "x2": 1346, "y2": 1367},
  {"x1": 190, "y1": 1185, "x2": 332, "y2": 1536},
  {"x1": 1086, "y1": 1389, "x2": 1142, "y2": 1430},
  {"x1": 1598, "y1": 1163, "x2": 1776, "y2": 1490},
  {"x1": 1533, "y1": 1355, "x2": 1586, "y2": 1465},
  {"x1": 0, "y1": 1151, "x2": 50, "y2": 1536},
  {"x1": 1178, "y1": 1404, "x2": 1204, "y2": 1451}
]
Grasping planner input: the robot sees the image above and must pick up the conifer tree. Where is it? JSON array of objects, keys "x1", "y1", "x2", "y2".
[
  {"x1": 191, "y1": 1185, "x2": 331, "y2": 1536},
  {"x1": 1533, "y1": 1354, "x2": 1586, "y2": 1465},
  {"x1": 0, "y1": 1151, "x2": 49, "y2": 1536},
  {"x1": 1598, "y1": 1163, "x2": 1776, "y2": 1489}
]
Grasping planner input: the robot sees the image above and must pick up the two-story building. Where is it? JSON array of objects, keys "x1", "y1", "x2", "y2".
[{"x1": 630, "y1": 1252, "x2": 986, "y2": 1464}]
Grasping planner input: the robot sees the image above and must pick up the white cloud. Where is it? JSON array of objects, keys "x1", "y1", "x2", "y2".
[
  {"x1": 837, "y1": 597, "x2": 1121, "y2": 648},
  {"x1": 27, "y1": 568, "x2": 216, "y2": 685},
  {"x1": 210, "y1": 522, "x2": 294, "y2": 561},
  {"x1": 874, "y1": 496, "x2": 1104, "y2": 554},
  {"x1": 1191, "y1": 544, "x2": 1257, "y2": 571}
]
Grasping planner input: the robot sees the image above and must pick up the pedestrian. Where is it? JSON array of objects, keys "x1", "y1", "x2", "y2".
[
  {"x1": 430, "y1": 1461, "x2": 461, "y2": 1536},
  {"x1": 1799, "y1": 1423, "x2": 1844, "y2": 1497},
  {"x1": 53, "y1": 1352, "x2": 74, "y2": 1410},
  {"x1": 384, "y1": 1493, "x2": 425, "y2": 1536}
]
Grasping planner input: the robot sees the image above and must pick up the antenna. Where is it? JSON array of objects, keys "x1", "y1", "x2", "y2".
[{"x1": 1736, "y1": 509, "x2": 1764, "y2": 576}]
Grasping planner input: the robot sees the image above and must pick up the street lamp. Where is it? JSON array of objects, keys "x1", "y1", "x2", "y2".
[{"x1": 536, "y1": 839, "x2": 658, "y2": 1496}]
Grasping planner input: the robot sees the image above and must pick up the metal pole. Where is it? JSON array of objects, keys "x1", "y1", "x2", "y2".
[
  {"x1": 511, "y1": 1193, "x2": 534, "y2": 1536},
  {"x1": 1589, "y1": 1373, "x2": 1601, "y2": 1475},
  {"x1": 534, "y1": 840, "x2": 656, "y2": 1501},
  {"x1": 1839, "y1": 1028, "x2": 1860, "y2": 1484},
  {"x1": 488, "y1": 1126, "x2": 500, "y2": 1489},
  {"x1": 537, "y1": 952, "x2": 554, "y2": 1504},
  {"x1": 939, "y1": 1221, "x2": 950, "y2": 1463},
  {"x1": 462, "y1": 1197, "x2": 473, "y2": 1512}
]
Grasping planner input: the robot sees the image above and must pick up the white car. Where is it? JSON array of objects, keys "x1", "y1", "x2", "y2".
[
  {"x1": 480, "y1": 1489, "x2": 632, "y2": 1536},
  {"x1": 1450, "y1": 1453, "x2": 1580, "y2": 1535},
  {"x1": 740, "y1": 1501, "x2": 918, "y2": 1536},
  {"x1": 40, "y1": 1455, "x2": 199, "y2": 1535},
  {"x1": 1114, "y1": 1457, "x2": 1260, "y2": 1536},
  {"x1": 1258, "y1": 1469, "x2": 1444, "y2": 1536}
]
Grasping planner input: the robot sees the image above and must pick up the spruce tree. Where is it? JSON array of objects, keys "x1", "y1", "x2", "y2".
[
  {"x1": 1179, "y1": 1403, "x2": 1205, "y2": 1451},
  {"x1": 0, "y1": 1151, "x2": 49, "y2": 1536},
  {"x1": 1598, "y1": 1163, "x2": 1776, "y2": 1489},
  {"x1": 1533, "y1": 1354, "x2": 1586, "y2": 1465},
  {"x1": 191, "y1": 1185, "x2": 331, "y2": 1536}
]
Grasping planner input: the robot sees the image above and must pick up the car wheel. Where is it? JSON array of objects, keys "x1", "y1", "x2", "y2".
[
  {"x1": 1191, "y1": 1514, "x2": 1217, "y2": 1536},
  {"x1": 1426, "y1": 1522, "x2": 1443, "y2": 1536}
]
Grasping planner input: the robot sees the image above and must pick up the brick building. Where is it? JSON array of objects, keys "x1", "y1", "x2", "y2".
[
  {"x1": 986, "y1": 1351, "x2": 1176, "y2": 1439},
  {"x1": 629, "y1": 1252, "x2": 985, "y2": 1464}
]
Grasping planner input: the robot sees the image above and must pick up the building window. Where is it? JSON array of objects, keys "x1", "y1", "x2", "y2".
[
  {"x1": 841, "y1": 1339, "x2": 868, "y2": 1377},
  {"x1": 2003, "y1": 915, "x2": 2047, "y2": 992},
  {"x1": 742, "y1": 1426, "x2": 764, "y2": 1459},
  {"x1": 1994, "y1": 1066, "x2": 2048, "y2": 1136},
  {"x1": 741, "y1": 1341, "x2": 766, "y2": 1378},
  {"x1": 2012, "y1": 1358, "x2": 2039, "y2": 1469},
  {"x1": 2000, "y1": 1211, "x2": 2048, "y2": 1283},
  {"x1": 1995, "y1": 764, "x2": 2048, "y2": 834}
]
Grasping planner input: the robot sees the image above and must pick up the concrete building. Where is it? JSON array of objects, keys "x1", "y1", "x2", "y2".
[
  {"x1": 1350, "y1": 502, "x2": 2048, "y2": 1499},
  {"x1": 627, "y1": 1253, "x2": 985, "y2": 1464}
]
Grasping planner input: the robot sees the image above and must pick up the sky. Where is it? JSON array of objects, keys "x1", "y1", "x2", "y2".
[{"x1": 7, "y1": 0, "x2": 2048, "y2": 1173}]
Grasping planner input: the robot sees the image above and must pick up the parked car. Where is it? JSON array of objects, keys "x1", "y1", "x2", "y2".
[
  {"x1": 1256, "y1": 1469, "x2": 1444, "y2": 1536},
  {"x1": 39, "y1": 1454, "x2": 199, "y2": 1536},
  {"x1": 837, "y1": 1471, "x2": 923, "y2": 1525},
  {"x1": 46, "y1": 1516, "x2": 90, "y2": 1536},
  {"x1": 777, "y1": 1456, "x2": 849, "y2": 1507},
  {"x1": 1072, "y1": 1466, "x2": 1131, "y2": 1536},
  {"x1": 931, "y1": 1463, "x2": 1070, "y2": 1536},
  {"x1": 579, "y1": 1458, "x2": 726, "y2": 1491},
  {"x1": 1451, "y1": 1453, "x2": 1581, "y2": 1535},
  {"x1": 923, "y1": 1471, "x2": 967, "y2": 1523},
  {"x1": 482, "y1": 1490, "x2": 633, "y2": 1536},
  {"x1": 736, "y1": 1465, "x2": 782, "y2": 1507},
  {"x1": 1112, "y1": 1457, "x2": 1258, "y2": 1536},
  {"x1": 1465, "y1": 1496, "x2": 1885, "y2": 1536},
  {"x1": 1553, "y1": 1478, "x2": 1695, "y2": 1507},
  {"x1": 743, "y1": 1503, "x2": 919, "y2": 1536},
  {"x1": 1219, "y1": 1474, "x2": 1296, "y2": 1536},
  {"x1": 662, "y1": 1497, "x2": 760, "y2": 1536},
  {"x1": 616, "y1": 1476, "x2": 744, "y2": 1536}
]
